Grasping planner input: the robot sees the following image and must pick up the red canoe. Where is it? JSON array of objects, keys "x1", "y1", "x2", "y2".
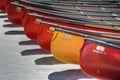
[
  {"x1": 7, "y1": 0, "x2": 62, "y2": 26},
  {"x1": 80, "y1": 41, "x2": 120, "y2": 79},
  {"x1": 0, "y1": 0, "x2": 15, "y2": 12},
  {"x1": 0, "y1": 0, "x2": 8, "y2": 12},
  {"x1": 7, "y1": 1, "x2": 32, "y2": 26}
]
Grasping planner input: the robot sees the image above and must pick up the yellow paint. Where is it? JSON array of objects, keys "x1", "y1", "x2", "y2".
[{"x1": 51, "y1": 31, "x2": 85, "y2": 64}]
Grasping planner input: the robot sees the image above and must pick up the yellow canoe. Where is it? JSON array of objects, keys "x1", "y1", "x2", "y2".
[{"x1": 51, "y1": 30, "x2": 84, "y2": 64}]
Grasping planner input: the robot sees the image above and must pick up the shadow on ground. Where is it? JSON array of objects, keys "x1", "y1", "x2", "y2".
[
  {"x1": 4, "y1": 19, "x2": 10, "y2": 22},
  {"x1": 0, "y1": 15, "x2": 7, "y2": 18},
  {"x1": 5, "y1": 30, "x2": 24, "y2": 35},
  {"x1": 19, "y1": 40, "x2": 38, "y2": 45},
  {"x1": 0, "y1": 11, "x2": 6, "y2": 14},
  {"x1": 21, "y1": 49, "x2": 50, "y2": 56},
  {"x1": 35, "y1": 56, "x2": 65, "y2": 65},
  {"x1": 3, "y1": 24, "x2": 20, "y2": 28},
  {"x1": 48, "y1": 69, "x2": 90, "y2": 80}
]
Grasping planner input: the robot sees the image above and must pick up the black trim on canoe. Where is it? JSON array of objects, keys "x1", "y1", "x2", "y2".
[
  {"x1": 24, "y1": 6, "x2": 120, "y2": 26},
  {"x1": 19, "y1": 0, "x2": 120, "y2": 3},
  {"x1": 27, "y1": 13, "x2": 120, "y2": 30},
  {"x1": 35, "y1": 1, "x2": 120, "y2": 8},
  {"x1": 12, "y1": 3, "x2": 120, "y2": 18},
  {"x1": 39, "y1": 21, "x2": 120, "y2": 40},
  {"x1": 38, "y1": 20, "x2": 120, "y2": 45},
  {"x1": 11, "y1": 2, "x2": 119, "y2": 21},
  {"x1": 11, "y1": 2, "x2": 120, "y2": 15},
  {"x1": 40, "y1": 21, "x2": 120, "y2": 36},
  {"x1": 55, "y1": 28, "x2": 120, "y2": 49},
  {"x1": 16, "y1": 2, "x2": 120, "y2": 13},
  {"x1": 27, "y1": 14, "x2": 120, "y2": 44},
  {"x1": 18, "y1": 0, "x2": 120, "y2": 8}
]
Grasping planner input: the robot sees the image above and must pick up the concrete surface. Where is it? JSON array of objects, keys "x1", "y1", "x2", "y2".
[{"x1": 0, "y1": 10, "x2": 97, "y2": 80}]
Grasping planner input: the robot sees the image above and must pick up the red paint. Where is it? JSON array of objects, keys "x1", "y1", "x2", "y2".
[
  {"x1": 0, "y1": 0, "x2": 8, "y2": 12},
  {"x1": 23, "y1": 15, "x2": 42, "y2": 40},
  {"x1": 80, "y1": 42, "x2": 120, "y2": 79},
  {"x1": 7, "y1": 2, "x2": 29, "y2": 26},
  {"x1": 37, "y1": 24, "x2": 53, "y2": 52},
  {"x1": 0, "y1": 0, "x2": 15, "y2": 12}
]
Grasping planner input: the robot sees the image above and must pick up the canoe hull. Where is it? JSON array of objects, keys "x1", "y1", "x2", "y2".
[
  {"x1": 51, "y1": 31, "x2": 84, "y2": 64},
  {"x1": 80, "y1": 42, "x2": 120, "y2": 79}
]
